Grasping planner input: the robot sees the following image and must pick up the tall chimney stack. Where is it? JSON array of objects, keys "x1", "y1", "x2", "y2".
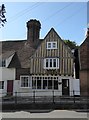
[{"x1": 27, "y1": 19, "x2": 41, "y2": 43}]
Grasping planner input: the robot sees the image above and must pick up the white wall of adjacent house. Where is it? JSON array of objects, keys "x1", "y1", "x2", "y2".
[
  {"x1": 0, "y1": 68, "x2": 16, "y2": 97},
  {"x1": 69, "y1": 78, "x2": 80, "y2": 96},
  {"x1": 73, "y1": 79, "x2": 80, "y2": 96}
]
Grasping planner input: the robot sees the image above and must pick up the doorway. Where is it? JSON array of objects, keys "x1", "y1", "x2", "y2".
[
  {"x1": 62, "y1": 79, "x2": 69, "y2": 96},
  {"x1": 7, "y1": 80, "x2": 13, "y2": 95}
]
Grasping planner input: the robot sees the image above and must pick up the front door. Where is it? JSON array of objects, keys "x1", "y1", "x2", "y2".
[
  {"x1": 62, "y1": 79, "x2": 69, "y2": 96},
  {"x1": 7, "y1": 80, "x2": 13, "y2": 95}
]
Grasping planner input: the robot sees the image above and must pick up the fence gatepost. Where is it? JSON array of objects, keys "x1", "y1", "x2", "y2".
[
  {"x1": 73, "y1": 90, "x2": 75, "y2": 103},
  {"x1": 33, "y1": 91, "x2": 35, "y2": 103},
  {"x1": 53, "y1": 90, "x2": 55, "y2": 104}
]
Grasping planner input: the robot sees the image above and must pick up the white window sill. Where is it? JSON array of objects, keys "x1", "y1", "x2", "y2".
[
  {"x1": 20, "y1": 87, "x2": 31, "y2": 88},
  {"x1": 44, "y1": 67, "x2": 59, "y2": 70}
]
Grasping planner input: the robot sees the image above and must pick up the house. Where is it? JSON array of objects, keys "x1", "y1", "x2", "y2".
[
  {"x1": 79, "y1": 28, "x2": 89, "y2": 96},
  {"x1": 0, "y1": 19, "x2": 80, "y2": 97}
]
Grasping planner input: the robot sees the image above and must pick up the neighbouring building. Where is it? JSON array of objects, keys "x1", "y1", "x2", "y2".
[
  {"x1": 0, "y1": 19, "x2": 80, "y2": 97},
  {"x1": 79, "y1": 28, "x2": 89, "y2": 96}
]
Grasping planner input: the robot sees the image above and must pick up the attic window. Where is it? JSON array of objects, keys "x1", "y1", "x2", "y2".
[{"x1": 47, "y1": 42, "x2": 57, "y2": 49}]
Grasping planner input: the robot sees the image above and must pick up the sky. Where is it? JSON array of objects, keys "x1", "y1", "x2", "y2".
[{"x1": 0, "y1": 1, "x2": 88, "y2": 45}]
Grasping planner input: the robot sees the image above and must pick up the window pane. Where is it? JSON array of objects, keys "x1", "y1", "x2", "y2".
[
  {"x1": 50, "y1": 59, "x2": 52, "y2": 67},
  {"x1": 48, "y1": 80, "x2": 52, "y2": 89},
  {"x1": 25, "y1": 77, "x2": 28, "y2": 87},
  {"x1": 54, "y1": 80, "x2": 58, "y2": 89},
  {"x1": 43, "y1": 80, "x2": 47, "y2": 89},
  {"x1": 48, "y1": 43, "x2": 51, "y2": 48},
  {"x1": 32, "y1": 80, "x2": 36, "y2": 89},
  {"x1": 0, "y1": 81, "x2": 4, "y2": 89},
  {"x1": 2, "y1": 60, "x2": 6, "y2": 67},
  {"x1": 53, "y1": 59, "x2": 56, "y2": 67},
  {"x1": 37, "y1": 80, "x2": 41, "y2": 89},
  {"x1": 53, "y1": 43, "x2": 56, "y2": 48},
  {"x1": 46, "y1": 59, "x2": 48, "y2": 67}
]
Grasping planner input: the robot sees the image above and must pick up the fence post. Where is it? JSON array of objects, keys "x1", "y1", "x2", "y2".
[
  {"x1": 53, "y1": 90, "x2": 55, "y2": 104},
  {"x1": 73, "y1": 90, "x2": 75, "y2": 103},
  {"x1": 15, "y1": 92, "x2": 17, "y2": 104},
  {"x1": 33, "y1": 91, "x2": 35, "y2": 103}
]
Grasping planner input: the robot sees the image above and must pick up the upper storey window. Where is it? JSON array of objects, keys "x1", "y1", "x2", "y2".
[
  {"x1": 44, "y1": 58, "x2": 59, "y2": 69},
  {"x1": 47, "y1": 42, "x2": 57, "y2": 49}
]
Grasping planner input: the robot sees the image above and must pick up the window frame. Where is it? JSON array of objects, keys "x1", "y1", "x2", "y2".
[
  {"x1": 20, "y1": 76, "x2": 30, "y2": 88},
  {"x1": 44, "y1": 58, "x2": 59, "y2": 69},
  {"x1": 47, "y1": 42, "x2": 57, "y2": 49},
  {"x1": 32, "y1": 76, "x2": 58, "y2": 90}
]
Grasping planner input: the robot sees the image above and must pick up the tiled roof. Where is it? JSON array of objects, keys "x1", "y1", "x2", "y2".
[{"x1": 0, "y1": 39, "x2": 42, "y2": 68}]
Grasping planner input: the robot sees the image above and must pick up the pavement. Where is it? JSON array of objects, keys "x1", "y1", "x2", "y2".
[{"x1": 1, "y1": 110, "x2": 89, "y2": 119}]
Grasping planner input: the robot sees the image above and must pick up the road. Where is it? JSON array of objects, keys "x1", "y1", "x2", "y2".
[{"x1": 1, "y1": 110, "x2": 89, "y2": 119}]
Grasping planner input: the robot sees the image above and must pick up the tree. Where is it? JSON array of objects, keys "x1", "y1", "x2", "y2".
[
  {"x1": 0, "y1": 4, "x2": 7, "y2": 27},
  {"x1": 63, "y1": 39, "x2": 80, "y2": 79},
  {"x1": 63, "y1": 39, "x2": 79, "y2": 50}
]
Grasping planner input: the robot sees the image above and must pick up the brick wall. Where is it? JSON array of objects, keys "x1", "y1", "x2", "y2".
[
  {"x1": 80, "y1": 70, "x2": 89, "y2": 96},
  {"x1": 16, "y1": 68, "x2": 30, "y2": 80},
  {"x1": 79, "y1": 37, "x2": 89, "y2": 96}
]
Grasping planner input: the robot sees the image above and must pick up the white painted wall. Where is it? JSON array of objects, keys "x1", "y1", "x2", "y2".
[
  {"x1": 69, "y1": 78, "x2": 80, "y2": 96},
  {"x1": 13, "y1": 75, "x2": 79, "y2": 97},
  {"x1": 0, "y1": 68, "x2": 16, "y2": 97},
  {"x1": 73, "y1": 79, "x2": 80, "y2": 95}
]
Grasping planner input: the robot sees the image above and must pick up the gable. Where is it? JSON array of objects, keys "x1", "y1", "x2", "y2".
[
  {"x1": 31, "y1": 28, "x2": 74, "y2": 59},
  {"x1": 0, "y1": 51, "x2": 15, "y2": 68},
  {"x1": 30, "y1": 28, "x2": 74, "y2": 75}
]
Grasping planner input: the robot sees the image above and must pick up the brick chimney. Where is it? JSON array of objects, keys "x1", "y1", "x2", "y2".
[{"x1": 27, "y1": 19, "x2": 41, "y2": 43}]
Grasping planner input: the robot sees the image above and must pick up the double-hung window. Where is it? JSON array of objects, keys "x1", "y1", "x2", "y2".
[{"x1": 44, "y1": 58, "x2": 59, "y2": 69}]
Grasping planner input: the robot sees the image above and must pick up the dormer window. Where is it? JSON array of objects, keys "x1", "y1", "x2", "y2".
[{"x1": 47, "y1": 42, "x2": 57, "y2": 49}]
